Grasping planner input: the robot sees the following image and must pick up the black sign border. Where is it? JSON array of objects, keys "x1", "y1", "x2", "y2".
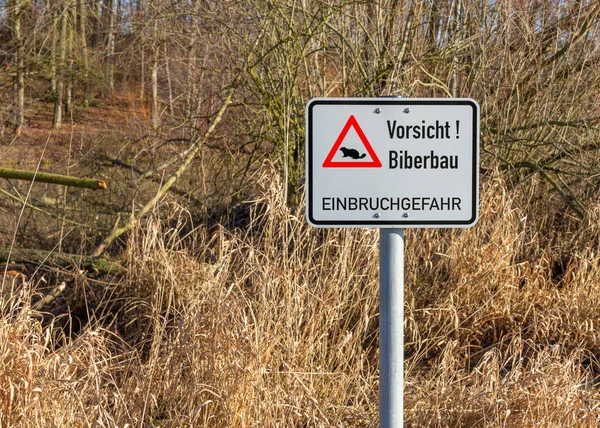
[{"x1": 306, "y1": 98, "x2": 479, "y2": 228}]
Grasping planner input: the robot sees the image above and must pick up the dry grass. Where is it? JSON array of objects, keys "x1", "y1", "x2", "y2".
[
  {"x1": 1, "y1": 168, "x2": 599, "y2": 427},
  {"x1": 404, "y1": 172, "x2": 600, "y2": 426}
]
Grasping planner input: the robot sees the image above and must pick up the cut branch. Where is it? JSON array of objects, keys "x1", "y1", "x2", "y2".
[
  {"x1": 0, "y1": 168, "x2": 107, "y2": 190},
  {"x1": 0, "y1": 247, "x2": 124, "y2": 275}
]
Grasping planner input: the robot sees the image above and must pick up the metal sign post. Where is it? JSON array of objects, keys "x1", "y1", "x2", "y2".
[{"x1": 379, "y1": 228, "x2": 404, "y2": 427}]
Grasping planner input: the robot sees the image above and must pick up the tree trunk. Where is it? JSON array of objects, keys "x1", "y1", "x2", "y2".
[
  {"x1": 11, "y1": 0, "x2": 27, "y2": 134},
  {"x1": 185, "y1": 0, "x2": 200, "y2": 118},
  {"x1": 164, "y1": 43, "x2": 173, "y2": 117},
  {"x1": 151, "y1": 49, "x2": 160, "y2": 128},
  {"x1": 53, "y1": 0, "x2": 68, "y2": 130},
  {"x1": 140, "y1": 48, "x2": 145, "y2": 100},
  {"x1": 151, "y1": 18, "x2": 160, "y2": 129},
  {"x1": 449, "y1": 0, "x2": 462, "y2": 98},
  {"x1": 137, "y1": 0, "x2": 145, "y2": 100},
  {"x1": 184, "y1": 43, "x2": 197, "y2": 118},
  {"x1": 91, "y1": 0, "x2": 100, "y2": 49},
  {"x1": 105, "y1": 0, "x2": 115, "y2": 91},
  {"x1": 65, "y1": 1, "x2": 75, "y2": 117},
  {"x1": 50, "y1": 3, "x2": 58, "y2": 93},
  {"x1": 78, "y1": 0, "x2": 90, "y2": 107},
  {"x1": 116, "y1": 0, "x2": 122, "y2": 31}
]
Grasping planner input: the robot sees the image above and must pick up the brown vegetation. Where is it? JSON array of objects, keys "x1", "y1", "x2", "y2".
[{"x1": 1, "y1": 0, "x2": 600, "y2": 426}]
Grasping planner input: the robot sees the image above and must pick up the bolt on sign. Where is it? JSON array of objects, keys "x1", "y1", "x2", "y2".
[{"x1": 306, "y1": 98, "x2": 480, "y2": 228}]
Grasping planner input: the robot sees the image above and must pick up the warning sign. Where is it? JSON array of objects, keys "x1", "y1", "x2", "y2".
[
  {"x1": 322, "y1": 115, "x2": 382, "y2": 168},
  {"x1": 306, "y1": 98, "x2": 480, "y2": 228}
]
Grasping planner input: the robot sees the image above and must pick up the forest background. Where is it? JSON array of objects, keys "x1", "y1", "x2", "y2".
[{"x1": 1, "y1": 0, "x2": 600, "y2": 426}]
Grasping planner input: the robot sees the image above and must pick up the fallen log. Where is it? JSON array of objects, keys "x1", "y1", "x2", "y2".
[
  {"x1": 0, "y1": 247, "x2": 124, "y2": 275},
  {"x1": 0, "y1": 168, "x2": 107, "y2": 190}
]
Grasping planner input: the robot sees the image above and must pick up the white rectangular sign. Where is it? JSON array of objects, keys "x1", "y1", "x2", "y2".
[{"x1": 306, "y1": 98, "x2": 480, "y2": 228}]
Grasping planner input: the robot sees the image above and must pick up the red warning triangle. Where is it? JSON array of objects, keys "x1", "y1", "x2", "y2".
[{"x1": 322, "y1": 115, "x2": 382, "y2": 168}]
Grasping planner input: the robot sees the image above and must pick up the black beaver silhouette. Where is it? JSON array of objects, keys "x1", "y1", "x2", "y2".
[{"x1": 339, "y1": 147, "x2": 366, "y2": 159}]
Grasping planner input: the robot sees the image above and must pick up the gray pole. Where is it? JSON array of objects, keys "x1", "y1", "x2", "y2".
[{"x1": 379, "y1": 228, "x2": 404, "y2": 427}]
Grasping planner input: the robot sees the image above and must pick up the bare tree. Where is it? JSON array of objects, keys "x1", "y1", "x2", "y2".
[
  {"x1": 53, "y1": 0, "x2": 70, "y2": 129},
  {"x1": 150, "y1": 10, "x2": 160, "y2": 129},
  {"x1": 9, "y1": 0, "x2": 30, "y2": 135},
  {"x1": 77, "y1": 0, "x2": 90, "y2": 107},
  {"x1": 65, "y1": 0, "x2": 75, "y2": 116},
  {"x1": 105, "y1": 0, "x2": 115, "y2": 91}
]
